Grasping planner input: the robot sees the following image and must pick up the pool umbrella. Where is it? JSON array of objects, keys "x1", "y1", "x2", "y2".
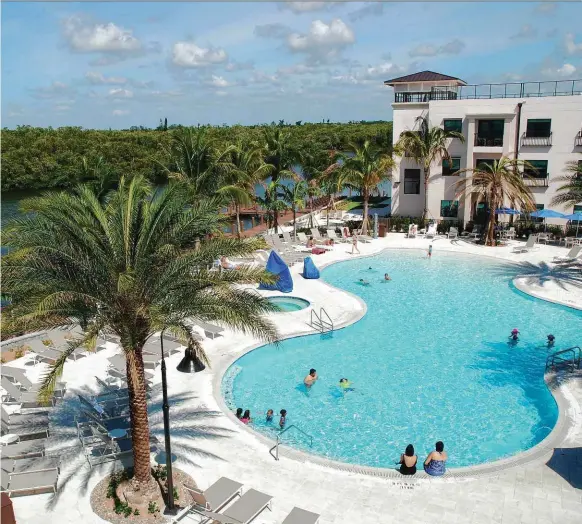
[
  {"x1": 373, "y1": 213, "x2": 379, "y2": 239},
  {"x1": 529, "y1": 209, "x2": 566, "y2": 231},
  {"x1": 495, "y1": 207, "x2": 521, "y2": 215},
  {"x1": 562, "y1": 212, "x2": 582, "y2": 235}
]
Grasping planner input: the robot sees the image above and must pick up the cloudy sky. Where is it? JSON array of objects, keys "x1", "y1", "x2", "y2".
[{"x1": 2, "y1": 1, "x2": 581, "y2": 129}]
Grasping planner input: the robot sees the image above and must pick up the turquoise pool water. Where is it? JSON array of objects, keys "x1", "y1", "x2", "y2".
[
  {"x1": 223, "y1": 250, "x2": 581, "y2": 468},
  {"x1": 267, "y1": 296, "x2": 311, "y2": 312}
]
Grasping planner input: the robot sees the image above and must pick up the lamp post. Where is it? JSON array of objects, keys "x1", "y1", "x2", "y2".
[{"x1": 160, "y1": 330, "x2": 175, "y2": 512}]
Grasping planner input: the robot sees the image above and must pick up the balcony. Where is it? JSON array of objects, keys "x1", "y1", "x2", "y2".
[
  {"x1": 523, "y1": 174, "x2": 549, "y2": 187},
  {"x1": 576, "y1": 131, "x2": 582, "y2": 147},
  {"x1": 474, "y1": 134, "x2": 503, "y2": 147},
  {"x1": 394, "y1": 92, "x2": 455, "y2": 103},
  {"x1": 521, "y1": 132, "x2": 552, "y2": 147}
]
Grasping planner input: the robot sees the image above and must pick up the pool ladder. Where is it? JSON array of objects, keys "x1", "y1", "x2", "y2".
[
  {"x1": 269, "y1": 425, "x2": 314, "y2": 461},
  {"x1": 310, "y1": 307, "x2": 333, "y2": 333},
  {"x1": 545, "y1": 346, "x2": 581, "y2": 373}
]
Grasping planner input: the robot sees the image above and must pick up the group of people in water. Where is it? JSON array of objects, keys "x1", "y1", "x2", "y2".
[
  {"x1": 508, "y1": 328, "x2": 557, "y2": 349},
  {"x1": 235, "y1": 407, "x2": 288, "y2": 429}
]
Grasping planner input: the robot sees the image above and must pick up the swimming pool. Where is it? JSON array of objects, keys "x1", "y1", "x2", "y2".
[
  {"x1": 266, "y1": 296, "x2": 311, "y2": 312},
  {"x1": 223, "y1": 250, "x2": 580, "y2": 469}
]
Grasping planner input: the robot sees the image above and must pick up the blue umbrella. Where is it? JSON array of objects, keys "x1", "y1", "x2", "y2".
[
  {"x1": 529, "y1": 209, "x2": 566, "y2": 231},
  {"x1": 563, "y1": 212, "x2": 582, "y2": 235},
  {"x1": 495, "y1": 207, "x2": 521, "y2": 215}
]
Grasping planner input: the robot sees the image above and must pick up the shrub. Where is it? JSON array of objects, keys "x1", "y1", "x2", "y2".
[
  {"x1": 148, "y1": 501, "x2": 159, "y2": 514},
  {"x1": 0, "y1": 358, "x2": 5, "y2": 364},
  {"x1": 173, "y1": 486, "x2": 179, "y2": 501},
  {"x1": 133, "y1": 509, "x2": 140, "y2": 516},
  {"x1": 41, "y1": 339, "x2": 52, "y2": 346},
  {"x1": 152, "y1": 465, "x2": 167, "y2": 482},
  {"x1": 14, "y1": 346, "x2": 27, "y2": 359}
]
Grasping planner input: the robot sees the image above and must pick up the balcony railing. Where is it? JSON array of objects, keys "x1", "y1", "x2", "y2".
[
  {"x1": 576, "y1": 131, "x2": 582, "y2": 147},
  {"x1": 474, "y1": 134, "x2": 503, "y2": 147},
  {"x1": 523, "y1": 174, "x2": 549, "y2": 187},
  {"x1": 521, "y1": 132, "x2": 552, "y2": 147}
]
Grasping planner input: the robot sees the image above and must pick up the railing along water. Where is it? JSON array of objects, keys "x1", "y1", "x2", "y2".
[
  {"x1": 269, "y1": 424, "x2": 314, "y2": 461},
  {"x1": 545, "y1": 346, "x2": 581, "y2": 373}
]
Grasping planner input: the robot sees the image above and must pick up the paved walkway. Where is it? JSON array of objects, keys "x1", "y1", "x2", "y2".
[{"x1": 7, "y1": 234, "x2": 582, "y2": 524}]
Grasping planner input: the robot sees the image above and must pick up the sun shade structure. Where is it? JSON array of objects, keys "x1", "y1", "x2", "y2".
[
  {"x1": 495, "y1": 207, "x2": 521, "y2": 215},
  {"x1": 529, "y1": 209, "x2": 566, "y2": 219},
  {"x1": 302, "y1": 257, "x2": 320, "y2": 279},
  {"x1": 562, "y1": 212, "x2": 582, "y2": 235},
  {"x1": 259, "y1": 251, "x2": 293, "y2": 293}
]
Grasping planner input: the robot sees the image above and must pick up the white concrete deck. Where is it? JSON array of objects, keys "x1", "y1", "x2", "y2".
[{"x1": 6, "y1": 234, "x2": 582, "y2": 524}]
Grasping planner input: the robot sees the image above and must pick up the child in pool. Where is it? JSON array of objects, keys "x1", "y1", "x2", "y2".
[
  {"x1": 235, "y1": 408, "x2": 243, "y2": 419},
  {"x1": 339, "y1": 378, "x2": 354, "y2": 392},
  {"x1": 384, "y1": 273, "x2": 391, "y2": 281},
  {"x1": 266, "y1": 409, "x2": 274, "y2": 423},
  {"x1": 279, "y1": 409, "x2": 287, "y2": 429},
  {"x1": 509, "y1": 328, "x2": 519, "y2": 341},
  {"x1": 359, "y1": 278, "x2": 370, "y2": 286},
  {"x1": 427, "y1": 244, "x2": 433, "y2": 258},
  {"x1": 240, "y1": 409, "x2": 252, "y2": 424},
  {"x1": 546, "y1": 334, "x2": 555, "y2": 348}
]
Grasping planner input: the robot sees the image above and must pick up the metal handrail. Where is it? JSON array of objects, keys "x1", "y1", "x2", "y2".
[
  {"x1": 319, "y1": 307, "x2": 333, "y2": 332},
  {"x1": 310, "y1": 309, "x2": 322, "y2": 331},
  {"x1": 545, "y1": 346, "x2": 581, "y2": 372},
  {"x1": 269, "y1": 424, "x2": 314, "y2": 461}
]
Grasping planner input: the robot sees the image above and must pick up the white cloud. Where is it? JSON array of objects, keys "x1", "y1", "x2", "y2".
[
  {"x1": 108, "y1": 88, "x2": 133, "y2": 98},
  {"x1": 112, "y1": 109, "x2": 129, "y2": 116},
  {"x1": 208, "y1": 75, "x2": 232, "y2": 88},
  {"x1": 225, "y1": 60, "x2": 254, "y2": 72},
  {"x1": 565, "y1": 33, "x2": 582, "y2": 55},
  {"x1": 409, "y1": 39, "x2": 465, "y2": 57},
  {"x1": 510, "y1": 24, "x2": 538, "y2": 40},
  {"x1": 31, "y1": 81, "x2": 73, "y2": 99},
  {"x1": 63, "y1": 16, "x2": 142, "y2": 53},
  {"x1": 85, "y1": 71, "x2": 127, "y2": 85},
  {"x1": 365, "y1": 62, "x2": 407, "y2": 79},
  {"x1": 287, "y1": 18, "x2": 355, "y2": 59},
  {"x1": 172, "y1": 41, "x2": 227, "y2": 68},
  {"x1": 250, "y1": 71, "x2": 280, "y2": 85},
  {"x1": 541, "y1": 63, "x2": 576, "y2": 78}
]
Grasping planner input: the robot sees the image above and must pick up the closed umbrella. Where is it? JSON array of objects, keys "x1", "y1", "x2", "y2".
[
  {"x1": 529, "y1": 209, "x2": 566, "y2": 231},
  {"x1": 562, "y1": 212, "x2": 582, "y2": 236},
  {"x1": 373, "y1": 213, "x2": 378, "y2": 239}
]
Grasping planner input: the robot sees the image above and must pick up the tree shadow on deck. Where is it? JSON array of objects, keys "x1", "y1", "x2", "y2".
[
  {"x1": 546, "y1": 447, "x2": 582, "y2": 489},
  {"x1": 488, "y1": 260, "x2": 582, "y2": 292}
]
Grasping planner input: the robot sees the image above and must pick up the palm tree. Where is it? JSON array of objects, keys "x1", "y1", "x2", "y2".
[
  {"x1": 454, "y1": 157, "x2": 536, "y2": 246},
  {"x1": 79, "y1": 156, "x2": 117, "y2": 200},
  {"x1": 262, "y1": 127, "x2": 300, "y2": 232},
  {"x1": 218, "y1": 142, "x2": 273, "y2": 238},
  {"x1": 160, "y1": 127, "x2": 234, "y2": 196},
  {"x1": 331, "y1": 140, "x2": 394, "y2": 235},
  {"x1": 301, "y1": 145, "x2": 334, "y2": 228},
  {"x1": 281, "y1": 181, "x2": 308, "y2": 238},
  {"x1": 395, "y1": 116, "x2": 465, "y2": 221},
  {"x1": 551, "y1": 159, "x2": 582, "y2": 208},
  {"x1": 2, "y1": 176, "x2": 279, "y2": 491}
]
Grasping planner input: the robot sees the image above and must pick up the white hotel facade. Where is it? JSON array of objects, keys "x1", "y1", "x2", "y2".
[{"x1": 385, "y1": 71, "x2": 582, "y2": 225}]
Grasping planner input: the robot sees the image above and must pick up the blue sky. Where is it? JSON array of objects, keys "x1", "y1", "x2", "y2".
[{"x1": 2, "y1": 1, "x2": 581, "y2": 129}]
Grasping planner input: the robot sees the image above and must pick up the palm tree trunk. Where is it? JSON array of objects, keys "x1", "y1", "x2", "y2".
[
  {"x1": 486, "y1": 196, "x2": 496, "y2": 246},
  {"x1": 362, "y1": 189, "x2": 369, "y2": 235},
  {"x1": 126, "y1": 348, "x2": 153, "y2": 489},
  {"x1": 422, "y1": 167, "x2": 430, "y2": 222},
  {"x1": 235, "y1": 204, "x2": 242, "y2": 239}
]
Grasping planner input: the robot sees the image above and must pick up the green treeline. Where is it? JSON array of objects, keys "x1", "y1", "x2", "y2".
[{"x1": 1, "y1": 121, "x2": 393, "y2": 192}]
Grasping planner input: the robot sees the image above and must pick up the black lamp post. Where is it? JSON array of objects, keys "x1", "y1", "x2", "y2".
[{"x1": 160, "y1": 331, "x2": 175, "y2": 512}]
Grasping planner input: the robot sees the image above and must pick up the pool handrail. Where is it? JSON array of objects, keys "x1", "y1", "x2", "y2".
[
  {"x1": 545, "y1": 346, "x2": 581, "y2": 373},
  {"x1": 310, "y1": 308, "x2": 333, "y2": 333},
  {"x1": 269, "y1": 424, "x2": 314, "y2": 461}
]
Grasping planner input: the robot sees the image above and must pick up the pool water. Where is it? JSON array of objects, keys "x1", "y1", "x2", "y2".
[
  {"x1": 224, "y1": 250, "x2": 580, "y2": 468},
  {"x1": 267, "y1": 296, "x2": 311, "y2": 312}
]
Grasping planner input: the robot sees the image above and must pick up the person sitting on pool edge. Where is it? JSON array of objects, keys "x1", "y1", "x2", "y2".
[
  {"x1": 397, "y1": 444, "x2": 417, "y2": 476},
  {"x1": 304, "y1": 368, "x2": 318, "y2": 387},
  {"x1": 424, "y1": 441, "x2": 447, "y2": 476}
]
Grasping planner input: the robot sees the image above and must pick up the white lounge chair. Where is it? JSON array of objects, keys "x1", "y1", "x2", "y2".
[
  {"x1": 1, "y1": 377, "x2": 56, "y2": 408},
  {"x1": 553, "y1": 245, "x2": 581, "y2": 262},
  {"x1": 327, "y1": 229, "x2": 349, "y2": 243},
  {"x1": 174, "y1": 477, "x2": 243, "y2": 522},
  {"x1": 2, "y1": 456, "x2": 60, "y2": 476},
  {"x1": 1, "y1": 465, "x2": 59, "y2": 497},
  {"x1": 282, "y1": 507, "x2": 320, "y2": 524},
  {"x1": 194, "y1": 320, "x2": 225, "y2": 339},
  {"x1": 406, "y1": 224, "x2": 416, "y2": 238},
  {"x1": 193, "y1": 488, "x2": 273, "y2": 524},
  {"x1": 447, "y1": 227, "x2": 458, "y2": 239},
  {"x1": 1, "y1": 367, "x2": 66, "y2": 397},
  {"x1": 425, "y1": 223, "x2": 438, "y2": 239},
  {"x1": 281, "y1": 231, "x2": 311, "y2": 252},
  {"x1": 512, "y1": 234, "x2": 538, "y2": 253},
  {"x1": 1, "y1": 405, "x2": 49, "y2": 429},
  {"x1": 1, "y1": 439, "x2": 47, "y2": 459}
]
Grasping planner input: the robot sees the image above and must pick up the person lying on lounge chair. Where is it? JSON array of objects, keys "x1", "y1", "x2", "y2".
[{"x1": 220, "y1": 256, "x2": 239, "y2": 270}]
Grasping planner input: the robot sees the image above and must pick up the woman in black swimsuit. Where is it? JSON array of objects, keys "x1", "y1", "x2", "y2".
[{"x1": 398, "y1": 444, "x2": 417, "y2": 475}]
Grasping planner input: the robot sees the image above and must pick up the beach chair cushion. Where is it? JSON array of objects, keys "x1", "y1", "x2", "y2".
[
  {"x1": 282, "y1": 507, "x2": 320, "y2": 524},
  {"x1": 222, "y1": 488, "x2": 272, "y2": 523}
]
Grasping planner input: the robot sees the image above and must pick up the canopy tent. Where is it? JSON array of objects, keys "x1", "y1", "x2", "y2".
[
  {"x1": 302, "y1": 257, "x2": 320, "y2": 279},
  {"x1": 258, "y1": 251, "x2": 293, "y2": 293},
  {"x1": 529, "y1": 209, "x2": 565, "y2": 231}
]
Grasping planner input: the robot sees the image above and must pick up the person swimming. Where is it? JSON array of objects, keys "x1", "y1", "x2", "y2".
[
  {"x1": 384, "y1": 273, "x2": 391, "y2": 281},
  {"x1": 509, "y1": 328, "x2": 519, "y2": 340},
  {"x1": 279, "y1": 409, "x2": 287, "y2": 429},
  {"x1": 235, "y1": 407, "x2": 243, "y2": 419},
  {"x1": 266, "y1": 409, "x2": 274, "y2": 423},
  {"x1": 339, "y1": 378, "x2": 354, "y2": 392},
  {"x1": 304, "y1": 368, "x2": 318, "y2": 387},
  {"x1": 240, "y1": 409, "x2": 252, "y2": 424},
  {"x1": 359, "y1": 278, "x2": 370, "y2": 286},
  {"x1": 546, "y1": 334, "x2": 555, "y2": 348},
  {"x1": 427, "y1": 244, "x2": 433, "y2": 258}
]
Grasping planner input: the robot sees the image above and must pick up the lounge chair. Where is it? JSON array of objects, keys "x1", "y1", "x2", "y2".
[
  {"x1": 1, "y1": 439, "x2": 46, "y2": 459},
  {"x1": 174, "y1": 477, "x2": 243, "y2": 522},
  {"x1": 2, "y1": 456, "x2": 60, "y2": 475},
  {"x1": 195, "y1": 320, "x2": 225, "y2": 340},
  {"x1": 44, "y1": 331, "x2": 88, "y2": 361},
  {"x1": 282, "y1": 231, "x2": 312, "y2": 252},
  {"x1": 142, "y1": 338, "x2": 183, "y2": 357},
  {"x1": 108, "y1": 351, "x2": 160, "y2": 371},
  {"x1": 1, "y1": 367, "x2": 66, "y2": 397},
  {"x1": 78, "y1": 393, "x2": 128, "y2": 420},
  {"x1": 83, "y1": 424, "x2": 132, "y2": 467},
  {"x1": 193, "y1": 488, "x2": 273, "y2": 524},
  {"x1": 1, "y1": 466, "x2": 59, "y2": 497},
  {"x1": 1, "y1": 406, "x2": 49, "y2": 441},
  {"x1": 327, "y1": 229, "x2": 348, "y2": 243},
  {"x1": 282, "y1": 507, "x2": 320, "y2": 524},
  {"x1": 406, "y1": 224, "x2": 416, "y2": 238},
  {"x1": 502, "y1": 227, "x2": 516, "y2": 240},
  {"x1": 553, "y1": 245, "x2": 581, "y2": 262},
  {"x1": 425, "y1": 223, "x2": 438, "y2": 239},
  {"x1": 310, "y1": 228, "x2": 326, "y2": 241},
  {"x1": 25, "y1": 339, "x2": 63, "y2": 365},
  {"x1": 1, "y1": 378, "x2": 55, "y2": 408},
  {"x1": 447, "y1": 227, "x2": 458, "y2": 240},
  {"x1": 512, "y1": 234, "x2": 538, "y2": 253},
  {"x1": 1, "y1": 405, "x2": 49, "y2": 429},
  {"x1": 271, "y1": 235, "x2": 307, "y2": 260}
]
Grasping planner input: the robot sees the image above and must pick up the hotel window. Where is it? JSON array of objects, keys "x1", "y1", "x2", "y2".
[
  {"x1": 531, "y1": 204, "x2": 545, "y2": 223},
  {"x1": 476, "y1": 119, "x2": 504, "y2": 146},
  {"x1": 573, "y1": 205, "x2": 582, "y2": 224},
  {"x1": 525, "y1": 119, "x2": 551, "y2": 138},
  {"x1": 440, "y1": 200, "x2": 459, "y2": 218},
  {"x1": 524, "y1": 160, "x2": 548, "y2": 178},
  {"x1": 476, "y1": 159, "x2": 495, "y2": 171},
  {"x1": 443, "y1": 119, "x2": 462, "y2": 134},
  {"x1": 404, "y1": 169, "x2": 421, "y2": 195},
  {"x1": 442, "y1": 157, "x2": 461, "y2": 176}
]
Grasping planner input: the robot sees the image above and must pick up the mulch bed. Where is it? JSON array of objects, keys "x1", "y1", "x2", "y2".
[{"x1": 91, "y1": 468, "x2": 195, "y2": 523}]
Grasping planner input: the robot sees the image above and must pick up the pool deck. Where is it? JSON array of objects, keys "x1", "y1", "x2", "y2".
[{"x1": 7, "y1": 234, "x2": 582, "y2": 524}]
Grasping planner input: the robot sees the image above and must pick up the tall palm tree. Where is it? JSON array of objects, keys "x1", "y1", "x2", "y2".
[
  {"x1": 331, "y1": 140, "x2": 394, "y2": 235},
  {"x1": 160, "y1": 127, "x2": 234, "y2": 196},
  {"x1": 301, "y1": 145, "x2": 334, "y2": 228},
  {"x1": 395, "y1": 116, "x2": 465, "y2": 221},
  {"x1": 79, "y1": 156, "x2": 117, "y2": 200},
  {"x1": 2, "y1": 176, "x2": 279, "y2": 491},
  {"x1": 455, "y1": 157, "x2": 536, "y2": 246},
  {"x1": 218, "y1": 142, "x2": 273, "y2": 238},
  {"x1": 262, "y1": 127, "x2": 300, "y2": 232},
  {"x1": 551, "y1": 159, "x2": 582, "y2": 208},
  {"x1": 281, "y1": 180, "x2": 308, "y2": 238}
]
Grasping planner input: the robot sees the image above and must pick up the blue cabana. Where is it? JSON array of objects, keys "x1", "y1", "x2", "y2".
[
  {"x1": 302, "y1": 256, "x2": 320, "y2": 279},
  {"x1": 259, "y1": 251, "x2": 293, "y2": 293}
]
